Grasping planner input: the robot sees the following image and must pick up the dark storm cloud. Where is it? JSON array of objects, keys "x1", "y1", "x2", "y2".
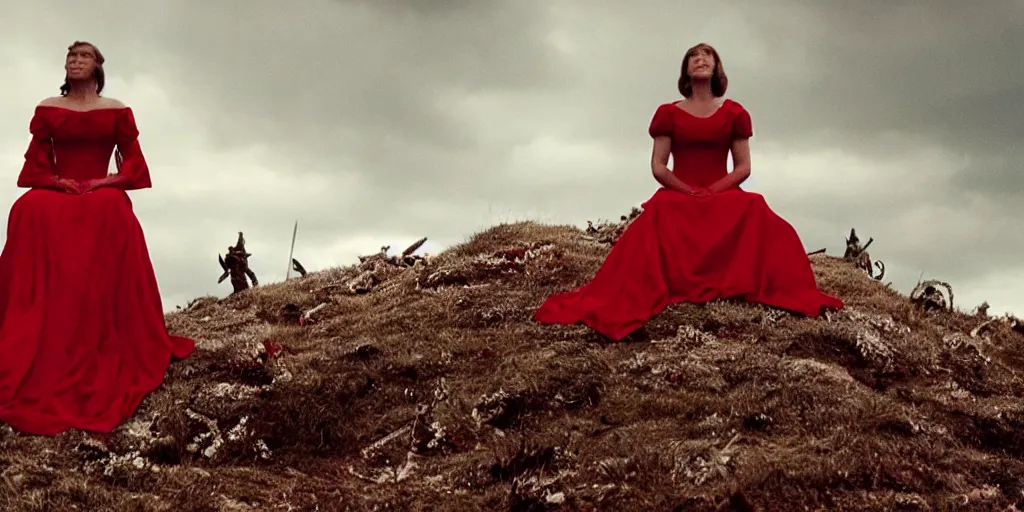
[
  {"x1": 1, "y1": 1, "x2": 1020, "y2": 314},
  {"x1": 156, "y1": 1, "x2": 563, "y2": 141},
  {"x1": 741, "y1": 2, "x2": 1024, "y2": 149}
]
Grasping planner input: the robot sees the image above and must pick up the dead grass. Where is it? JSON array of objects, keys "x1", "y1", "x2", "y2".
[{"x1": 1, "y1": 220, "x2": 1022, "y2": 511}]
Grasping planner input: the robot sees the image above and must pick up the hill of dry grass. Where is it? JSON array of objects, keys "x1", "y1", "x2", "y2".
[{"x1": 1, "y1": 219, "x2": 1023, "y2": 511}]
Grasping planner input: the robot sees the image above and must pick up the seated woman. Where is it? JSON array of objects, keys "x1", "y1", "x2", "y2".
[
  {"x1": 534, "y1": 43, "x2": 843, "y2": 341},
  {"x1": 0, "y1": 41, "x2": 194, "y2": 435}
]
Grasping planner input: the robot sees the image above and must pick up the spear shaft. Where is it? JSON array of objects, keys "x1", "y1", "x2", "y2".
[{"x1": 285, "y1": 220, "x2": 298, "y2": 280}]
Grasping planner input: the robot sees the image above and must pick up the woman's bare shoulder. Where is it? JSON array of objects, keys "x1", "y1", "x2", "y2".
[
  {"x1": 98, "y1": 97, "x2": 127, "y2": 108},
  {"x1": 37, "y1": 97, "x2": 65, "y2": 107},
  {"x1": 36, "y1": 96, "x2": 127, "y2": 109}
]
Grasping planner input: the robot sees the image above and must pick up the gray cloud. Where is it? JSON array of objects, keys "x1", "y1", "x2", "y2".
[{"x1": 0, "y1": 1, "x2": 1020, "y2": 315}]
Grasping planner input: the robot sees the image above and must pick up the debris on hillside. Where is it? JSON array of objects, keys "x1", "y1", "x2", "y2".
[
  {"x1": 974, "y1": 301, "x2": 990, "y2": 317},
  {"x1": 417, "y1": 241, "x2": 559, "y2": 289},
  {"x1": 347, "y1": 237, "x2": 430, "y2": 294},
  {"x1": 910, "y1": 279, "x2": 953, "y2": 311},
  {"x1": 184, "y1": 410, "x2": 271, "y2": 462},
  {"x1": 274, "y1": 301, "x2": 329, "y2": 326},
  {"x1": 971, "y1": 312, "x2": 1024, "y2": 338},
  {"x1": 843, "y1": 228, "x2": 885, "y2": 280},
  {"x1": 359, "y1": 237, "x2": 429, "y2": 268},
  {"x1": 583, "y1": 207, "x2": 642, "y2": 245},
  {"x1": 177, "y1": 296, "x2": 217, "y2": 312},
  {"x1": 7, "y1": 221, "x2": 1024, "y2": 511},
  {"x1": 298, "y1": 302, "x2": 329, "y2": 326},
  {"x1": 218, "y1": 231, "x2": 258, "y2": 293},
  {"x1": 307, "y1": 237, "x2": 430, "y2": 297}
]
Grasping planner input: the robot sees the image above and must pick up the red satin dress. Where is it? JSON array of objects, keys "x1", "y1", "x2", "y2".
[
  {"x1": 534, "y1": 99, "x2": 844, "y2": 340},
  {"x1": 0, "y1": 106, "x2": 195, "y2": 435}
]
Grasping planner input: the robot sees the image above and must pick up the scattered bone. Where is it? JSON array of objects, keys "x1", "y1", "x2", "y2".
[
  {"x1": 185, "y1": 408, "x2": 223, "y2": 459},
  {"x1": 760, "y1": 307, "x2": 788, "y2": 327},
  {"x1": 944, "y1": 333, "x2": 990, "y2": 364},
  {"x1": 910, "y1": 279, "x2": 953, "y2": 311},
  {"x1": 674, "y1": 324, "x2": 717, "y2": 345},
  {"x1": 971, "y1": 313, "x2": 1024, "y2": 338},
  {"x1": 472, "y1": 390, "x2": 524, "y2": 430},
  {"x1": 361, "y1": 425, "x2": 413, "y2": 460},
  {"x1": 305, "y1": 238, "x2": 431, "y2": 296},
  {"x1": 348, "y1": 269, "x2": 379, "y2": 294},
  {"x1": 410, "y1": 404, "x2": 449, "y2": 455},
  {"x1": 970, "y1": 318, "x2": 1001, "y2": 338},
  {"x1": 300, "y1": 302, "x2": 329, "y2": 325},
  {"x1": 683, "y1": 433, "x2": 741, "y2": 485},
  {"x1": 348, "y1": 451, "x2": 421, "y2": 485},
  {"x1": 358, "y1": 238, "x2": 429, "y2": 268}
]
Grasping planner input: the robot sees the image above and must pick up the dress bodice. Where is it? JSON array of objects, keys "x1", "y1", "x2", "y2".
[
  {"x1": 17, "y1": 106, "x2": 151, "y2": 190},
  {"x1": 648, "y1": 99, "x2": 753, "y2": 188}
]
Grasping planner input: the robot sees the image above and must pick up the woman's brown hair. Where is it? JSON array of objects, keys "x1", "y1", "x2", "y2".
[
  {"x1": 677, "y1": 43, "x2": 728, "y2": 98},
  {"x1": 60, "y1": 41, "x2": 106, "y2": 96}
]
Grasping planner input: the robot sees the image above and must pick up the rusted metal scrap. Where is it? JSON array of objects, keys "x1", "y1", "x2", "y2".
[
  {"x1": 843, "y1": 228, "x2": 884, "y2": 280},
  {"x1": 218, "y1": 231, "x2": 258, "y2": 294},
  {"x1": 910, "y1": 279, "x2": 953, "y2": 312}
]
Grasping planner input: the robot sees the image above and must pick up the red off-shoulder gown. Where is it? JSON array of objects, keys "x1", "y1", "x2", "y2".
[
  {"x1": 534, "y1": 99, "x2": 843, "y2": 340},
  {"x1": 0, "y1": 106, "x2": 195, "y2": 435}
]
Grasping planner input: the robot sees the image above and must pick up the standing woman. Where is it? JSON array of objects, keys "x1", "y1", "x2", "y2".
[
  {"x1": 0, "y1": 41, "x2": 194, "y2": 435},
  {"x1": 535, "y1": 43, "x2": 843, "y2": 341}
]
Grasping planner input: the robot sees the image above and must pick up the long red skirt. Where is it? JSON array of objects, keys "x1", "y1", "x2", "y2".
[
  {"x1": 534, "y1": 188, "x2": 844, "y2": 340},
  {"x1": 0, "y1": 188, "x2": 194, "y2": 435}
]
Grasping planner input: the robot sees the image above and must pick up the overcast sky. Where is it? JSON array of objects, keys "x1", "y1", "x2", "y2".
[{"x1": 1, "y1": 1, "x2": 1021, "y2": 316}]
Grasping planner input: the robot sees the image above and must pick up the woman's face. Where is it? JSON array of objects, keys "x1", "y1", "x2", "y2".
[
  {"x1": 686, "y1": 47, "x2": 716, "y2": 80},
  {"x1": 65, "y1": 44, "x2": 98, "y2": 81}
]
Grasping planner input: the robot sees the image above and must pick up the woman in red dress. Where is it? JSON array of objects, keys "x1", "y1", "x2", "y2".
[
  {"x1": 0, "y1": 41, "x2": 195, "y2": 435},
  {"x1": 535, "y1": 43, "x2": 844, "y2": 341}
]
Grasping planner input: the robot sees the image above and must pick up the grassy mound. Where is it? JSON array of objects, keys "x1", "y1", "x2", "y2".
[{"x1": 1, "y1": 221, "x2": 1023, "y2": 511}]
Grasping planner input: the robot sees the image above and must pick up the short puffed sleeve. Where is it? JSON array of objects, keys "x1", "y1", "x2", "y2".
[
  {"x1": 731, "y1": 105, "x2": 753, "y2": 140},
  {"x1": 648, "y1": 104, "x2": 674, "y2": 138}
]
